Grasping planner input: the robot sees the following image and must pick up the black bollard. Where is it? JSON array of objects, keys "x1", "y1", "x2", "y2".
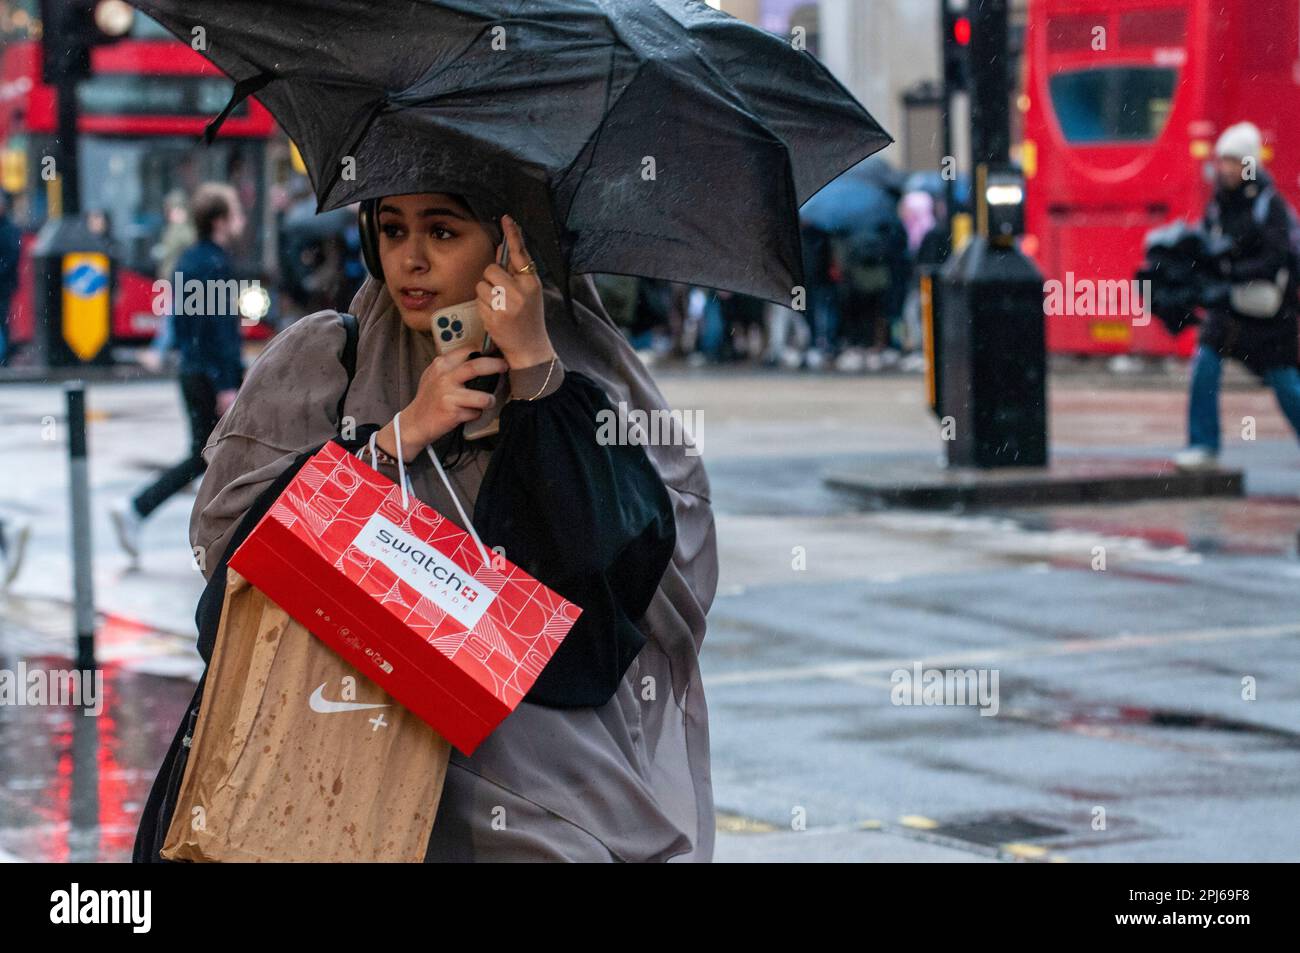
[{"x1": 66, "y1": 382, "x2": 96, "y2": 669}]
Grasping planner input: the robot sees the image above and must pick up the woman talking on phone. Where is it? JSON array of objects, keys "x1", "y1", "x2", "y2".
[{"x1": 133, "y1": 190, "x2": 719, "y2": 863}]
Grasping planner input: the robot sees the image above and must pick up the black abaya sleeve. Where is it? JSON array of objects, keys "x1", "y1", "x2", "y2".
[{"x1": 472, "y1": 369, "x2": 676, "y2": 709}]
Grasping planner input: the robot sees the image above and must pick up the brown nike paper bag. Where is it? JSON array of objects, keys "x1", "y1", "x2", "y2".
[{"x1": 161, "y1": 570, "x2": 451, "y2": 862}]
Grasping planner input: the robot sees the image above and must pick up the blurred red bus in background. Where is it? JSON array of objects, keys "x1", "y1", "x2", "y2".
[
  {"x1": 1022, "y1": 0, "x2": 1300, "y2": 358},
  {"x1": 0, "y1": 12, "x2": 277, "y2": 349}
]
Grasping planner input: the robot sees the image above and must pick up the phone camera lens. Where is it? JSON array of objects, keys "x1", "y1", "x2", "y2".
[
  {"x1": 440, "y1": 330, "x2": 453, "y2": 342},
  {"x1": 437, "y1": 317, "x2": 449, "y2": 328},
  {"x1": 451, "y1": 320, "x2": 463, "y2": 332}
]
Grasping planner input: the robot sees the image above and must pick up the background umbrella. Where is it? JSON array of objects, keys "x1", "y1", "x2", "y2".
[
  {"x1": 130, "y1": 0, "x2": 891, "y2": 311},
  {"x1": 800, "y1": 158, "x2": 900, "y2": 236}
]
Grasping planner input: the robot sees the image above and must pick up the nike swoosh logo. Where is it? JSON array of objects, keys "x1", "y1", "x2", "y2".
[{"x1": 308, "y1": 683, "x2": 390, "y2": 714}]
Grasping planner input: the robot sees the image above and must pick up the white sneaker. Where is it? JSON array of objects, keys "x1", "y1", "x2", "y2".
[
  {"x1": 899, "y1": 352, "x2": 928, "y2": 373},
  {"x1": 835, "y1": 348, "x2": 866, "y2": 373},
  {"x1": 1174, "y1": 447, "x2": 1218, "y2": 471},
  {"x1": 110, "y1": 504, "x2": 143, "y2": 563},
  {"x1": 803, "y1": 349, "x2": 826, "y2": 371},
  {"x1": 0, "y1": 519, "x2": 30, "y2": 588}
]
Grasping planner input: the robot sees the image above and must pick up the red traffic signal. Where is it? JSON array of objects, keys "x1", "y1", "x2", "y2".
[{"x1": 953, "y1": 16, "x2": 972, "y2": 46}]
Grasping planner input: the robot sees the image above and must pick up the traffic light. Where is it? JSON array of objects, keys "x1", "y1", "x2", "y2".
[
  {"x1": 942, "y1": 2, "x2": 972, "y2": 93},
  {"x1": 40, "y1": 0, "x2": 134, "y2": 85}
]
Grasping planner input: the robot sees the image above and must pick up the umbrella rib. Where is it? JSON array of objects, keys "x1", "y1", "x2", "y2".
[
  {"x1": 315, "y1": 96, "x2": 391, "y2": 208},
  {"x1": 202, "y1": 70, "x2": 276, "y2": 144}
]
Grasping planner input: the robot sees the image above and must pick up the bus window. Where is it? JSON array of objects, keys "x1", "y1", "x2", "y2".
[{"x1": 1048, "y1": 67, "x2": 1176, "y2": 143}]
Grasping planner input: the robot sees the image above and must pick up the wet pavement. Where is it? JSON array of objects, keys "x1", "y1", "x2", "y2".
[
  {"x1": 682, "y1": 367, "x2": 1300, "y2": 861},
  {"x1": 2, "y1": 366, "x2": 1299, "y2": 862}
]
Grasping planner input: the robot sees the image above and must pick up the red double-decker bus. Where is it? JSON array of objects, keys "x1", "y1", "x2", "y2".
[
  {"x1": 0, "y1": 9, "x2": 277, "y2": 349},
  {"x1": 1022, "y1": 0, "x2": 1300, "y2": 358}
]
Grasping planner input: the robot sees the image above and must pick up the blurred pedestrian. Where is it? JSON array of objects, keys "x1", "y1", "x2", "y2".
[
  {"x1": 0, "y1": 190, "x2": 22, "y2": 367},
  {"x1": 830, "y1": 204, "x2": 906, "y2": 373},
  {"x1": 718, "y1": 289, "x2": 764, "y2": 362},
  {"x1": 630, "y1": 278, "x2": 674, "y2": 358},
  {"x1": 592, "y1": 273, "x2": 640, "y2": 330},
  {"x1": 762, "y1": 298, "x2": 811, "y2": 368},
  {"x1": 800, "y1": 223, "x2": 840, "y2": 369},
  {"x1": 591, "y1": 274, "x2": 673, "y2": 361},
  {"x1": 85, "y1": 208, "x2": 112, "y2": 239},
  {"x1": 111, "y1": 183, "x2": 247, "y2": 561},
  {"x1": 153, "y1": 188, "x2": 197, "y2": 280},
  {"x1": 695, "y1": 287, "x2": 728, "y2": 364},
  {"x1": 897, "y1": 211, "x2": 951, "y2": 375},
  {"x1": 1176, "y1": 122, "x2": 1300, "y2": 469},
  {"x1": 898, "y1": 189, "x2": 937, "y2": 355},
  {"x1": 691, "y1": 286, "x2": 761, "y2": 364},
  {"x1": 142, "y1": 190, "x2": 197, "y2": 372},
  {"x1": 662, "y1": 282, "x2": 689, "y2": 356}
]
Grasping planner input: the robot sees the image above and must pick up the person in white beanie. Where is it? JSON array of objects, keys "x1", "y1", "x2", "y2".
[
  {"x1": 1175, "y1": 121, "x2": 1300, "y2": 469},
  {"x1": 1214, "y1": 121, "x2": 1262, "y2": 167}
]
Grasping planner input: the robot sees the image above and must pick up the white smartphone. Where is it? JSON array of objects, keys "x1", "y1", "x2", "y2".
[{"x1": 429, "y1": 300, "x2": 486, "y2": 356}]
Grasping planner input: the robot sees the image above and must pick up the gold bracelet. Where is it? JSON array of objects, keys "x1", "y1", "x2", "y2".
[{"x1": 526, "y1": 356, "x2": 557, "y2": 400}]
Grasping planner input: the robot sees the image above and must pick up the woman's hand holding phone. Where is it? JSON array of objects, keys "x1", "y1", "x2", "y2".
[
  {"x1": 374, "y1": 348, "x2": 509, "y2": 462},
  {"x1": 475, "y1": 214, "x2": 556, "y2": 369}
]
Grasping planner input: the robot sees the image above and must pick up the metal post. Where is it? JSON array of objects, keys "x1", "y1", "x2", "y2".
[
  {"x1": 940, "y1": 0, "x2": 956, "y2": 227},
  {"x1": 969, "y1": 0, "x2": 1011, "y2": 172},
  {"x1": 937, "y1": 0, "x2": 1047, "y2": 469},
  {"x1": 66, "y1": 382, "x2": 95, "y2": 669},
  {"x1": 55, "y1": 71, "x2": 81, "y2": 218}
]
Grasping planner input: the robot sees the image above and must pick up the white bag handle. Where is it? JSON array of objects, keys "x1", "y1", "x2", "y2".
[
  {"x1": 353, "y1": 417, "x2": 493, "y2": 568},
  {"x1": 389, "y1": 412, "x2": 492, "y2": 570}
]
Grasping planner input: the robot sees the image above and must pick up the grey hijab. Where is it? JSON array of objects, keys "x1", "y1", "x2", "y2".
[{"x1": 191, "y1": 272, "x2": 719, "y2": 862}]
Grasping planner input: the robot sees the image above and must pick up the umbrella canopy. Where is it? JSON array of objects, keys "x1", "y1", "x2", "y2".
[{"x1": 130, "y1": 0, "x2": 891, "y2": 309}]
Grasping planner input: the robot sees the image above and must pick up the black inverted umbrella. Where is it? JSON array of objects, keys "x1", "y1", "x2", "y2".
[{"x1": 129, "y1": 0, "x2": 891, "y2": 310}]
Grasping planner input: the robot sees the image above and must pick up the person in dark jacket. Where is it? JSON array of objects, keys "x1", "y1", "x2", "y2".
[
  {"x1": 0, "y1": 190, "x2": 21, "y2": 367},
  {"x1": 111, "y1": 183, "x2": 247, "y2": 562},
  {"x1": 1176, "y1": 122, "x2": 1300, "y2": 469}
]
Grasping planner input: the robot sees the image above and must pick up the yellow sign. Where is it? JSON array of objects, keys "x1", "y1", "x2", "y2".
[
  {"x1": 951, "y1": 212, "x2": 973, "y2": 253},
  {"x1": 1021, "y1": 139, "x2": 1037, "y2": 179},
  {"x1": 920, "y1": 273, "x2": 936, "y2": 410},
  {"x1": 62, "y1": 253, "x2": 111, "y2": 361},
  {"x1": 1089, "y1": 320, "x2": 1131, "y2": 343},
  {"x1": 46, "y1": 175, "x2": 62, "y2": 221},
  {"x1": 289, "y1": 140, "x2": 307, "y2": 176},
  {"x1": 0, "y1": 147, "x2": 26, "y2": 194}
]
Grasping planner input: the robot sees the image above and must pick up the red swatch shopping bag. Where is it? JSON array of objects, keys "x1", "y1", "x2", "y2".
[{"x1": 228, "y1": 438, "x2": 582, "y2": 754}]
